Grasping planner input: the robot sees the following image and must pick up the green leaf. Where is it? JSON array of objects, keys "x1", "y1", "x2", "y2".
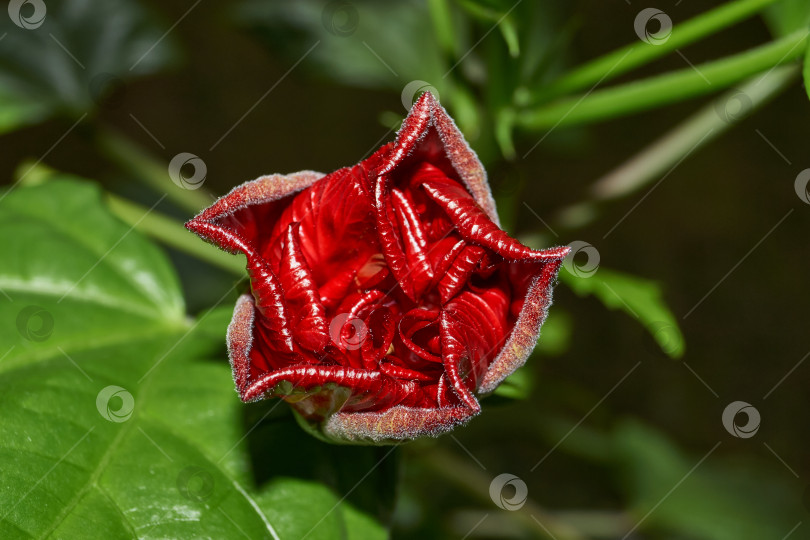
[
  {"x1": 492, "y1": 366, "x2": 533, "y2": 400},
  {"x1": 491, "y1": 311, "x2": 570, "y2": 401},
  {"x1": 498, "y1": 16, "x2": 520, "y2": 58},
  {"x1": 534, "y1": 310, "x2": 572, "y2": 356},
  {"x1": 0, "y1": 0, "x2": 181, "y2": 133},
  {"x1": 518, "y1": 29, "x2": 809, "y2": 130},
  {"x1": 612, "y1": 420, "x2": 803, "y2": 539},
  {"x1": 804, "y1": 39, "x2": 810, "y2": 101},
  {"x1": 456, "y1": 0, "x2": 519, "y2": 55},
  {"x1": 534, "y1": 0, "x2": 782, "y2": 102},
  {"x1": 0, "y1": 178, "x2": 386, "y2": 538},
  {"x1": 234, "y1": 0, "x2": 445, "y2": 91},
  {"x1": 560, "y1": 267, "x2": 685, "y2": 358}
]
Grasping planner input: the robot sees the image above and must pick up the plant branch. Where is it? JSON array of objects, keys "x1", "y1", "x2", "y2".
[
  {"x1": 554, "y1": 64, "x2": 799, "y2": 230},
  {"x1": 417, "y1": 445, "x2": 589, "y2": 540},
  {"x1": 518, "y1": 28, "x2": 808, "y2": 131},
  {"x1": 532, "y1": 0, "x2": 782, "y2": 102},
  {"x1": 97, "y1": 126, "x2": 213, "y2": 214},
  {"x1": 105, "y1": 193, "x2": 245, "y2": 276}
]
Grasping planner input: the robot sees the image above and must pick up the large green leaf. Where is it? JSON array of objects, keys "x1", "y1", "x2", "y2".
[
  {"x1": 612, "y1": 420, "x2": 802, "y2": 540},
  {"x1": 234, "y1": 0, "x2": 444, "y2": 91},
  {"x1": 560, "y1": 267, "x2": 685, "y2": 358},
  {"x1": 0, "y1": 178, "x2": 386, "y2": 538},
  {"x1": 0, "y1": 0, "x2": 181, "y2": 133},
  {"x1": 532, "y1": 414, "x2": 803, "y2": 538}
]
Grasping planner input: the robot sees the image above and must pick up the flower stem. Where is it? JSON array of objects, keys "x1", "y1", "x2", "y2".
[
  {"x1": 416, "y1": 445, "x2": 588, "y2": 540},
  {"x1": 554, "y1": 64, "x2": 799, "y2": 230},
  {"x1": 105, "y1": 193, "x2": 246, "y2": 276},
  {"x1": 428, "y1": 0, "x2": 458, "y2": 58},
  {"x1": 518, "y1": 28, "x2": 808, "y2": 131},
  {"x1": 531, "y1": 0, "x2": 782, "y2": 103},
  {"x1": 97, "y1": 126, "x2": 213, "y2": 214}
]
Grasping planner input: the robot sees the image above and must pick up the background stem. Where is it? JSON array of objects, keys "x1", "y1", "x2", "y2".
[
  {"x1": 555, "y1": 64, "x2": 799, "y2": 229},
  {"x1": 519, "y1": 28, "x2": 808, "y2": 130},
  {"x1": 97, "y1": 127, "x2": 213, "y2": 214},
  {"x1": 533, "y1": 0, "x2": 781, "y2": 102},
  {"x1": 417, "y1": 446, "x2": 590, "y2": 540},
  {"x1": 105, "y1": 193, "x2": 246, "y2": 275}
]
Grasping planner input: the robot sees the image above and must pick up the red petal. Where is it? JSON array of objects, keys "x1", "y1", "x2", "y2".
[
  {"x1": 374, "y1": 174, "x2": 415, "y2": 300},
  {"x1": 379, "y1": 361, "x2": 435, "y2": 382},
  {"x1": 391, "y1": 188, "x2": 434, "y2": 297},
  {"x1": 187, "y1": 220, "x2": 294, "y2": 354},
  {"x1": 324, "y1": 405, "x2": 477, "y2": 443},
  {"x1": 379, "y1": 92, "x2": 499, "y2": 225},
  {"x1": 420, "y1": 167, "x2": 570, "y2": 262},
  {"x1": 264, "y1": 167, "x2": 378, "y2": 286},
  {"x1": 360, "y1": 306, "x2": 397, "y2": 369},
  {"x1": 280, "y1": 223, "x2": 329, "y2": 352},
  {"x1": 479, "y1": 259, "x2": 564, "y2": 393},
  {"x1": 439, "y1": 306, "x2": 484, "y2": 412},
  {"x1": 437, "y1": 244, "x2": 486, "y2": 304},
  {"x1": 398, "y1": 308, "x2": 442, "y2": 363},
  {"x1": 242, "y1": 365, "x2": 383, "y2": 402},
  {"x1": 192, "y1": 171, "x2": 324, "y2": 247},
  {"x1": 227, "y1": 293, "x2": 256, "y2": 393}
]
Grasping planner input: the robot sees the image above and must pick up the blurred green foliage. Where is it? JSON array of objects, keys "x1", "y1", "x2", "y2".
[{"x1": 0, "y1": 0, "x2": 180, "y2": 133}]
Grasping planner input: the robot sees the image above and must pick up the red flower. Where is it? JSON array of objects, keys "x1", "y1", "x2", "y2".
[{"x1": 187, "y1": 93, "x2": 569, "y2": 443}]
